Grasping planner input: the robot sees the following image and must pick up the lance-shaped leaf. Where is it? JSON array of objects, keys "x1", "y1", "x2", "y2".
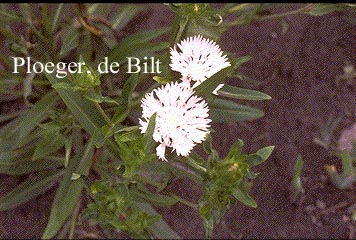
[
  {"x1": 216, "y1": 85, "x2": 271, "y2": 101},
  {"x1": 0, "y1": 170, "x2": 64, "y2": 211},
  {"x1": 45, "y1": 71, "x2": 107, "y2": 135},
  {"x1": 42, "y1": 139, "x2": 95, "y2": 239},
  {"x1": 108, "y1": 27, "x2": 170, "y2": 64},
  {"x1": 92, "y1": 74, "x2": 139, "y2": 148},
  {"x1": 131, "y1": 187, "x2": 178, "y2": 207},
  {"x1": 209, "y1": 98, "x2": 264, "y2": 122},
  {"x1": 142, "y1": 113, "x2": 157, "y2": 153},
  {"x1": 60, "y1": 25, "x2": 80, "y2": 57},
  {"x1": 17, "y1": 91, "x2": 58, "y2": 146},
  {"x1": 289, "y1": 155, "x2": 305, "y2": 204},
  {"x1": 246, "y1": 146, "x2": 275, "y2": 167},
  {"x1": 225, "y1": 139, "x2": 244, "y2": 160},
  {"x1": 194, "y1": 66, "x2": 233, "y2": 99},
  {"x1": 0, "y1": 146, "x2": 64, "y2": 175},
  {"x1": 49, "y1": 3, "x2": 64, "y2": 34},
  {"x1": 307, "y1": 3, "x2": 348, "y2": 16},
  {"x1": 111, "y1": 73, "x2": 139, "y2": 125},
  {"x1": 135, "y1": 202, "x2": 180, "y2": 239},
  {"x1": 111, "y1": 5, "x2": 145, "y2": 31},
  {"x1": 231, "y1": 182, "x2": 257, "y2": 208},
  {"x1": 32, "y1": 127, "x2": 66, "y2": 160}
]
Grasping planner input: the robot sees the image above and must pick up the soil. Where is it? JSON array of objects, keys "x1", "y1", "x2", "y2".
[{"x1": 1, "y1": 4, "x2": 356, "y2": 239}]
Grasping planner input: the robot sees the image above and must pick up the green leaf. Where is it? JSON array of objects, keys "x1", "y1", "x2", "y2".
[
  {"x1": 0, "y1": 170, "x2": 63, "y2": 211},
  {"x1": 52, "y1": 82, "x2": 84, "y2": 92},
  {"x1": 281, "y1": 19, "x2": 288, "y2": 35},
  {"x1": 246, "y1": 146, "x2": 274, "y2": 167},
  {"x1": 111, "y1": 73, "x2": 139, "y2": 125},
  {"x1": 194, "y1": 66, "x2": 233, "y2": 99},
  {"x1": 88, "y1": 4, "x2": 112, "y2": 16},
  {"x1": 209, "y1": 98, "x2": 264, "y2": 122},
  {"x1": 115, "y1": 127, "x2": 141, "y2": 143},
  {"x1": 92, "y1": 73, "x2": 139, "y2": 147},
  {"x1": 231, "y1": 182, "x2": 257, "y2": 208},
  {"x1": 60, "y1": 25, "x2": 80, "y2": 57},
  {"x1": 42, "y1": 139, "x2": 94, "y2": 239},
  {"x1": 231, "y1": 55, "x2": 251, "y2": 70},
  {"x1": 217, "y1": 85, "x2": 271, "y2": 101},
  {"x1": 64, "y1": 136, "x2": 72, "y2": 168},
  {"x1": 32, "y1": 132, "x2": 66, "y2": 160},
  {"x1": 84, "y1": 92, "x2": 118, "y2": 105},
  {"x1": 108, "y1": 27, "x2": 170, "y2": 64},
  {"x1": 226, "y1": 139, "x2": 244, "y2": 159},
  {"x1": 203, "y1": 133, "x2": 214, "y2": 154},
  {"x1": 142, "y1": 113, "x2": 157, "y2": 153},
  {"x1": 290, "y1": 155, "x2": 305, "y2": 204},
  {"x1": 19, "y1": 4, "x2": 31, "y2": 23},
  {"x1": 153, "y1": 76, "x2": 174, "y2": 84},
  {"x1": 198, "y1": 200, "x2": 214, "y2": 238},
  {"x1": 45, "y1": 72, "x2": 107, "y2": 135},
  {"x1": 292, "y1": 155, "x2": 304, "y2": 184},
  {"x1": 185, "y1": 18, "x2": 221, "y2": 42},
  {"x1": 340, "y1": 150, "x2": 354, "y2": 176},
  {"x1": 17, "y1": 91, "x2": 58, "y2": 145},
  {"x1": 49, "y1": 4, "x2": 64, "y2": 34},
  {"x1": 23, "y1": 72, "x2": 35, "y2": 104},
  {"x1": 256, "y1": 146, "x2": 274, "y2": 163},
  {"x1": 92, "y1": 126, "x2": 107, "y2": 148},
  {"x1": 132, "y1": 188, "x2": 178, "y2": 207},
  {"x1": 111, "y1": 5, "x2": 145, "y2": 31},
  {"x1": 307, "y1": 4, "x2": 347, "y2": 16},
  {"x1": 0, "y1": 7, "x2": 23, "y2": 23},
  {"x1": 171, "y1": 15, "x2": 189, "y2": 44},
  {"x1": 135, "y1": 202, "x2": 180, "y2": 239},
  {"x1": 0, "y1": 148, "x2": 64, "y2": 175}
]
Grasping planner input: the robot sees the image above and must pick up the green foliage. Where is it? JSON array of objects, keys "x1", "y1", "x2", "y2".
[
  {"x1": 42, "y1": 138, "x2": 95, "y2": 239},
  {"x1": 198, "y1": 138, "x2": 274, "y2": 238},
  {"x1": 306, "y1": 4, "x2": 350, "y2": 16},
  {"x1": 326, "y1": 148, "x2": 356, "y2": 190},
  {"x1": 289, "y1": 155, "x2": 305, "y2": 205},
  {"x1": 0, "y1": 171, "x2": 63, "y2": 211},
  {"x1": 1, "y1": 2, "x2": 350, "y2": 239},
  {"x1": 82, "y1": 180, "x2": 161, "y2": 239}
]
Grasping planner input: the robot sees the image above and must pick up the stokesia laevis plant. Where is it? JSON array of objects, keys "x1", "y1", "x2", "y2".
[{"x1": 0, "y1": 3, "x2": 297, "y2": 239}]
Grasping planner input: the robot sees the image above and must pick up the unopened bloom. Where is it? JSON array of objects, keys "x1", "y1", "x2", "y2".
[
  {"x1": 170, "y1": 35, "x2": 231, "y2": 88},
  {"x1": 139, "y1": 82, "x2": 211, "y2": 161}
]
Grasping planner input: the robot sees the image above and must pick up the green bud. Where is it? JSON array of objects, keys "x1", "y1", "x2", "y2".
[{"x1": 73, "y1": 63, "x2": 101, "y2": 89}]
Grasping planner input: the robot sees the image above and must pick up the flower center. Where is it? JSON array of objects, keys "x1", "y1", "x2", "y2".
[
  {"x1": 159, "y1": 108, "x2": 182, "y2": 135},
  {"x1": 187, "y1": 61, "x2": 205, "y2": 80}
]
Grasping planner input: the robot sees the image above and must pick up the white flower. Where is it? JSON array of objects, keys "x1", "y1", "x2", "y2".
[
  {"x1": 139, "y1": 82, "x2": 211, "y2": 161},
  {"x1": 170, "y1": 35, "x2": 231, "y2": 88}
]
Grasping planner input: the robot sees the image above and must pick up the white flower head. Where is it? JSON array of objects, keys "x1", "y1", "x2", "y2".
[
  {"x1": 139, "y1": 81, "x2": 211, "y2": 161},
  {"x1": 170, "y1": 35, "x2": 231, "y2": 88}
]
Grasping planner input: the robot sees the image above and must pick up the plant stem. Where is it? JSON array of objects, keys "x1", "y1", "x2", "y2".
[
  {"x1": 0, "y1": 110, "x2": 26, "y2": 123},
  {"x1": 258, "y1": 4, "x2": 317, "y2": 21},
  {"x1": 94, "y1": 101, "x2": 111, "y2": 123},
  {"x1": 134, "y1": 174, "x2": 161, "y2": 188},
  {"x1": 224, "y1": 3, "x2": 317, "y2": 28},
  {"x1": 173, "y1": 194, "x2": 198, "y2": 210},
  {"x1": 69, "y1": 198, "x2": 81, "y2": 239},
  {"x1": 186, "y1": 156, "x2": 207, "y2": 173}
]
